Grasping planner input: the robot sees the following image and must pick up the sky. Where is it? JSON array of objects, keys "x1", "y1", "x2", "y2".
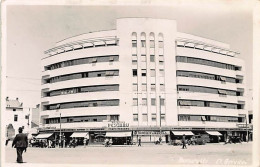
[{"x1": 4, "y1": 1, "x2": 253, "y2": 109}]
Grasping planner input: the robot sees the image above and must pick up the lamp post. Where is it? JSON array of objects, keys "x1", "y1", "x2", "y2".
[
  {"x1": 159, "y1": 96, "x2": 162, "y2": 143},
  {"x1": 56, "y1": 104, "x2": 61, "y2": 148}
]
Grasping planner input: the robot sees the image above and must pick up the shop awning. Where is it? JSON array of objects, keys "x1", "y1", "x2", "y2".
[
  {"x1": 206, "y1": 131, "x2": 222, "y2": 136},
  {"x1": 172, "y1": 131, "x2": 194, "y2": 136},
  {"x1": 35, "y1": 133, "x2": 53, "y2": 139},
  {"x1": 70, "y1": 132, "x2": 89, "y2": 138},
  {"x1": 105, "y1": 132, "x2": 132, "y2": 137}
]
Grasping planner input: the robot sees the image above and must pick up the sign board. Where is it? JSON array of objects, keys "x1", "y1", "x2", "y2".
[{"x1": 133, "y1": 131, "x2": 169, "y2": 136}]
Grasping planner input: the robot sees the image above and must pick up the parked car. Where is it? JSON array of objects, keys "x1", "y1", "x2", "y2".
[{"x1": 190, "y1": 135, "x2": 210, "y2": 145}]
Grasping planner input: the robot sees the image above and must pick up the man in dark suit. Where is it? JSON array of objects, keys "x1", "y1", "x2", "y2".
[
  {"x1": 12, "y1": 127, "x2": 28, "y2": 163},
  {"x1": 182, "y1": 134, "x2": 187, "y2": 149}
]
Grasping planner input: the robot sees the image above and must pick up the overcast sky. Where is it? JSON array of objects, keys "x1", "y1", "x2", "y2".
[{"x1": 4, "y1": 1, "x2": 253, "y2": 109}]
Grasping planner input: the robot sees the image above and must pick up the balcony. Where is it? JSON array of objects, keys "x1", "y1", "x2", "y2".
[
  {"x1": 177, "y1": 92, "x2": 238, "y2": 104},
  {"x1": 177, "y1": 106, "x2": 238, "y2": 117},
  {"x1": 177, "y1": 63, "x2": 237, "y2": 78}
]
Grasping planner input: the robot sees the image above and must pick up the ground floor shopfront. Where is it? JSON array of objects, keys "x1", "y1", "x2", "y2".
[{"x1": 37, "y1": 126, "x2": 252, "y2": 146}]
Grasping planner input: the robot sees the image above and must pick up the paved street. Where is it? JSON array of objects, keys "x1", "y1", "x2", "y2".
[{"x1": 4, "y1": 142, "x2": 252, "y2": 166}]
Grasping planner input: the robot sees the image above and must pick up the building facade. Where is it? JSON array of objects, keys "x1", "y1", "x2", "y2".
[
  {"x1": 5, "y1": 97, "x2": 29, "y2": 138},
  {"x1": 40, "y1": 18, "x2": 249, "y2": 144}
]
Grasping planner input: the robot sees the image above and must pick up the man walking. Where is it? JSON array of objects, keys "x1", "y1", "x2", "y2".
[
  {"x1": 138, "y1": 137, "x2": 141, "y2": 147},
  {"x1": 182, "y1": 134, "x2": 187, "y2": 149},
  {"x1": 12, "y1": 127, "x2": 28, "y2": 163}
]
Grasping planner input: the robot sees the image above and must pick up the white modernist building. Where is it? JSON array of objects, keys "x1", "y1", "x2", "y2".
[{"x1": 40, "y1": 18, "x2": 249, "y2": 143}]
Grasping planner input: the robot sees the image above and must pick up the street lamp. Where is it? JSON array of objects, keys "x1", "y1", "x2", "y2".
[
  {"x1": 56, "y1": 104, "x2": 61, "y2": 148},
  {"x1": 159, "y1": 96, "x2": 162, "y2": 143}
]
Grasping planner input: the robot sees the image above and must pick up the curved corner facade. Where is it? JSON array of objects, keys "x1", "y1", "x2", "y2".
[{"x1": 40, "y1": 18, "x2": 248, "y2": 138}]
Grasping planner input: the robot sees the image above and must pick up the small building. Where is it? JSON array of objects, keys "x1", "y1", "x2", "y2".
[{"x1": 5, "y1": 97, "x2": 29, "y2": 138}]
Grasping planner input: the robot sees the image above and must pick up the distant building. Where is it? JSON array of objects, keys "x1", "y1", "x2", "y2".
[
  {"x1": 5, "y1": 97, "x2": 29, "y2": 138},
  {"x1": 31, "y1": 104, "x2": 40, "y2": 128}
]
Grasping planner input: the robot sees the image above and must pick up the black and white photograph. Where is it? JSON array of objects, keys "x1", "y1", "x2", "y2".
[{"x1": 1, "y1": 0, "x2": 259, "y2": 166}]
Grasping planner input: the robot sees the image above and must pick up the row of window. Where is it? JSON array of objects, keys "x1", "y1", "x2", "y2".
[
  {"x1": 178, "y1": 100, "x2": 244, "y2": 109},
  {"x1": 46, "y1": 85, "x2": 119, "y2": 97},
  {"x1": 178, "y1": 115, "x2": 238, "y2": 122},
  {"x1": 132, "y1": 32, "x2": 164, "y2": 48},
  {"x1": 176, "y1": 70, "x2": 239, "y2": 83},
  {"x1": 44, "y1": 115, "x2": 119, "y2": 124},
  {"x1": 45, "y1": 99, "x2": 120, "y2": 110},
  {"x1": 13, "y1": 115, "x2": 29, "y2": 122},
  {"x1": 132, "y1": 83, "x2": 165, "y2": 92},
  {"x1": 132, "y1": 69, "x2": 165, "y2": 77},
  {"x1": 132, "y1": 40, "x2": 164, "y2": 48},
  {"x1": 176, "y1": 56, "x2": 241, "y2": 71},
  {"x1": 46, "y1": 70, "x2": 119, "y2": 84},
  {"x1": 177, "y1": 85, "x2": 238, "y2": 96},
  {"x1": 132, "y1": 54, "x2": 164, "y2": 64},
  {"x1": 133, "y1": 113, "x2": 166, "y2": 122},
  {"x1": 49, "y1": 40, "x2": 118, "y2": 57},
  {"x1": 133, "y1": 98, "x2": 165, "y2": 106},
  {"x1": 46, "y1": 55, "x2": 119, "y2": 70}
]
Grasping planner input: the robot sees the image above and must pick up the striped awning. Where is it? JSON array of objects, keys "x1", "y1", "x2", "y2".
[
  {"x1": 206, "y1": 131, "x2": 222, "y2": 136},
  {"x1": 35, "y1": 133, "x2": 53, "y2": 139},
  {"x1": 106, "y1": 132, "x2": 132, "y2": 137},
  {"x1": 172, "y1": 131, "x2": 194, "y2": 136},
  {"x1": 70, "y1": 132, "x2": 89, "y2": 138},
  {"x1": 218, "y1": 89, "x2": 227, "y2": 95}
]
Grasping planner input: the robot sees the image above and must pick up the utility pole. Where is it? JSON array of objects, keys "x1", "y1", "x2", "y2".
[
  {"x1": 56, "y1": 104, "x2": 61, "y2": 148},
  {"x1": 159, "y1": 95, "x2": 162, "y2": 143},
  {"x1": 246, "y1": 114, "x2": 248, "y2": 142}
]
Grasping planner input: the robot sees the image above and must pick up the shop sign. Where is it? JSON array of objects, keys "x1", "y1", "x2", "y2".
[
  {"x1": 133, "y1": 131, "x2": 168, "y2": 136},
  {"x1": 107, "y1": 121, "x2": 129, "y2": 130},
  {"x1": 108, "y1": 121, "x2": 129, "y2": 128}
]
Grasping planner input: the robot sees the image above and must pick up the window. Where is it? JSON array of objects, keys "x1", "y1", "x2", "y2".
[
  {"x1": 141, "y1": 55, "x2": 146, "y2": 62},
  {"x1": 142, "y1": 114, "x2": 148, "y2": 122},
  {"x1": 160, "y1": 84, "x2": 165, "y2": 91},
  {"x1": 133, "y1": 69, "x2": 137, "y2": 77},
  {"x1": 14, "y1": 115, "x2": 18, "y2": 122},
  {"x1": 141, "y1": 69, "x2": 146, "y2": 76},
  {"x1": 141, "y1": 40, "x2": 146, "y2": 47},
  {"x1": 151, "y1": 84, "x2": 156, "y2": 91},
  {"x1": 159, "y1": 55, "x2": 164, "y2": 62},
  {"x1": 151, "y1": 98, "x2": 156, "y2": 106},
  {"x1": 159, "y1": 69, "x2": 164, "y2": 77},
  {"x1": 133, "y1": 98, "x2": 138, "y2": 106},
  {"x1": 133, "y1": 84, "x2": 138, "y2": 91},
  {"x1": 161, "y1": 114, "x2": 165, "y2": 121},
  {"x1": 109, "y1": 56, "x2": 114, "y2": 62},
  {"x1": 142, "y1": 98, "x2": 147, "y2": 105},
  {"x1": 159, "y1": 41, "x2": 164, "y2": 48},
  {"x1": 132, "y1": 54, "x2": 137, "y2": 60},
  {"x1": 150, "y1": 40, "x2": 155, "y2": 48},
  {"x1": 133, "y1": 114, "x2": 138, "y2": 121},
  {"x1": 13, "y1": 109, "x2": 16, "y2": 111},
  {"x1": 160, "y1": 98, "x2": 165, "y2": 106},
  {"x1": 132, "y1": 60, "x2": 137, "y2": 65},
  {"x1": 25, "y1": 115, "x2": 29, "y2": 119},
  {"x1": 132, "y1": 40, "x2": 137, "y2": 47},
  {"x1": 142, "y1": 84, "x2": 147, "y2": 91},
  {"x1": 150, "y1": 55, "x2": 155, "y2": 62},
  {"x1": 150, "y1": 69, "x2": 156, "y2": 77},
  {"x1": 152, "y1": 114, "x2": 156, "y2": 121}
]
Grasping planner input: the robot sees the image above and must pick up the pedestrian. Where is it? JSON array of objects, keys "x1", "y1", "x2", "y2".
[
  {"x1": 5, "y1": 137, "x2": 9, "y2": 146},
  {"x1": 83, "y1": 138, "x2": 87, "y2": 148},
  {"x1": 182, "y1": 134, "x2": 187, "y2": 149},
  {"x1": 12, "y1": 127, "x2": 28, "y2": 163},
  {"x1": 138, "y1": 137, "x2": 141, "y2": 147}
]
